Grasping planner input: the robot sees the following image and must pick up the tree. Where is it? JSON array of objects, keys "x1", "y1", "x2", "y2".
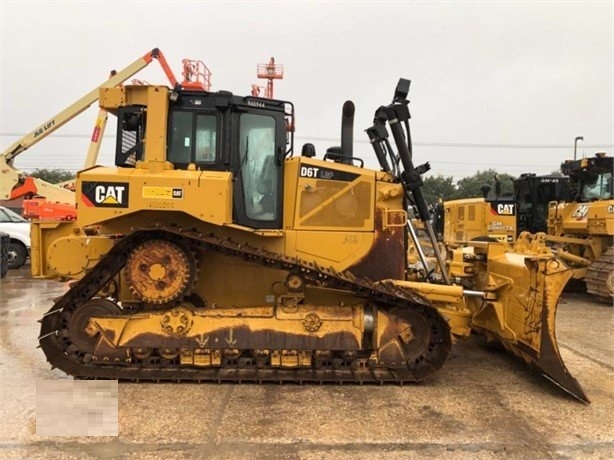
[
  {"x1": 455, "y1": 169, "x2": 516, "y2": 198},
  {"x1": 28, "y1": 168, "x2": 75, "y2": 184},
  {"x1": 422, "y1": 174, "x2": 458, "y2": 205}
]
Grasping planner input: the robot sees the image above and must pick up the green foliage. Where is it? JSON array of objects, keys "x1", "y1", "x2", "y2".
[
  {"x1": 422, "y1": 175, "x2": 458, "y2": 204},
  {"x1": 28, "y1": 168, "x2": 75, "y2": 185},
  {"x1": 421, "y1": 169, "x2": 518, "y2": 206},
  {"x1": 454, "y1": 169, "x2": 516, "y2": 198}
]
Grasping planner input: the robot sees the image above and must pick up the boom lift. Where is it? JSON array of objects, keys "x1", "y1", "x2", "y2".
[
  {"x1": 3, "y1": 176, "x2": 77, "y2": 220},
  {"x1": 0, "y1": 48, "x2": 206, "y2": 219},
  {"x1": 251, "y1": 57, "x2": 283, "y2": 98},
  {"x1": 26, "y1": 57, "x2": 587, "y2": 402}
]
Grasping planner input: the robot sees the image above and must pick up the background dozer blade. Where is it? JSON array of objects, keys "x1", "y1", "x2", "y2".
[{"x1": 471, "y1": 253, "x2": 589, "y2": 403}]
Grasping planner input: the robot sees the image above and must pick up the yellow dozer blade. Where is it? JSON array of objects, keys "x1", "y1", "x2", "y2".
[{"x1": 468, "y1": 243, "x2": 589, "y2": 403}]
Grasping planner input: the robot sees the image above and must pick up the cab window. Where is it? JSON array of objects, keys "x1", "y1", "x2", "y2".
[
  {"x1": 168, "y1": 111, "x2": 217, "y2": 166},
  {"x1": 582, "y1": 172, "x2": 613, "y2": 201},
  {"x1": 195, "y1": 116, "x2": 216, "y2": 163}
]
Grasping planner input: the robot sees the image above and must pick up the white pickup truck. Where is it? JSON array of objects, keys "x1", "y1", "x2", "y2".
[{"x1": 0, "y1": 206, "x2": 30, "y2": 269}]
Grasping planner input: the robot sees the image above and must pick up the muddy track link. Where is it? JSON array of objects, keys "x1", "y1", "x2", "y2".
[
  {"x1": 39, "y1": 227, "x2": 451, "y2": 383},
  {"x1": 585, "y1": 245, "x2": 614, "y2": 304}
]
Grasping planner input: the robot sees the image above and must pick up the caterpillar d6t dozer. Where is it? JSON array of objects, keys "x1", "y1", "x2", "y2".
[{"x1": 24, "y1": 50, "x2": 587, "y2": 402}]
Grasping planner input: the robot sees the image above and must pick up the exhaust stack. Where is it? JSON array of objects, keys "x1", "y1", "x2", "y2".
[{"x1": 340, "y1": 100, "x2": 355, "y2": 164}]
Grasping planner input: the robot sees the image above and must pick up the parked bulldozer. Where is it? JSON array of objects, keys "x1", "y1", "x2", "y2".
[
  {"x1": 433, "y1": 196, "x2": 518, "y2": 246},
  {"x1": 436, "y1": 155, "x2": 612, "y2": 304},
  {"x1": 433, "y1": 173, "x2": 569, "y2": 247},
  {"x1": 545, "y1": 153, "x2": 613, "y2": 302},
  {"x1": 10, "y1": 49, "x2": 587, "y2": 402}
]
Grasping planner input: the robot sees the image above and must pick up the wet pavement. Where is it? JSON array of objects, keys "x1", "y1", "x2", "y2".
[{"x1": 0, "y1": 265, "x2": 613, "y2": 459}]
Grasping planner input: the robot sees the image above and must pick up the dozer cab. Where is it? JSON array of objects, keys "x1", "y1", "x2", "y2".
[
  {"x1": 515, "y1": 173, "x2": 570, "y2": 234},
  {"x1": 22, "y1": 50, "x2": 588, "y2": 402}
]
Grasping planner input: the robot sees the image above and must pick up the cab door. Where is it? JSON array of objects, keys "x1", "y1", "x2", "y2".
[{"x1": 231, "y1": 109, "x2": 286, "y2": 229}]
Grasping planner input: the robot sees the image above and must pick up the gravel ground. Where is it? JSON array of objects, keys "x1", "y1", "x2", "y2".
[{"x1": 1, "y1": 265, "x2": 612, "y2": 459}]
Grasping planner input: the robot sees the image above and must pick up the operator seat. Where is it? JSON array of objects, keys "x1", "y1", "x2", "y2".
[{"x1": 255, "y1": 155, "x2": 276, "y2": 217}]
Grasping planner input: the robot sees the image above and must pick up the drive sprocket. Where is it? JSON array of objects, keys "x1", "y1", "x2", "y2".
[{"x1": 125, "y1": 239, "x2": 196, "y2": 304}]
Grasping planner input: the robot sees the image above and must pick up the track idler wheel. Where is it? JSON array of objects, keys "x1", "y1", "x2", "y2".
[
  {"x1": 67, "y1": 298, "x2": 122, "y2": 354},
  {"x1": 377, "y1": 306, "x2": 451, "y2": 381},
  {"x1": 125, "y1": 239, "x2": 197, "y2": 304}
]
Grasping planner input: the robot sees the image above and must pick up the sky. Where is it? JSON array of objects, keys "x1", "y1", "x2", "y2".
[{"x1": 1, "y1": 1, "x2": 612, "y2": 182}]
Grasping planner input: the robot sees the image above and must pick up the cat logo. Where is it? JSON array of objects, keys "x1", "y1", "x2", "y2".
[
  {"x1": 497, "y1": 204, "x2": 515, "y2": 215},
  {"x1": 571, "y1": 204, "x2": 588, "y2": 220},
  {"x1": 571, "y1": 204, "x2": 588, "y2": 219},
  {"x1": 608, "y1": 205, "x2": 614, "y2": 214},
  {"x1": 82, "y1": 181, "x2": 130, "y2": 208},
  {"x1": 95, "y1": 186, "x2": 125, "y2": 204}
]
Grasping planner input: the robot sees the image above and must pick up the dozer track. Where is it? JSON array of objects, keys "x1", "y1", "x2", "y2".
[
  {"x1": 39, "y1": 227, "x2": 451, "y2": 383},
  {"x1": 585, "y1": 245, "x2": 614, "y2": 304}
]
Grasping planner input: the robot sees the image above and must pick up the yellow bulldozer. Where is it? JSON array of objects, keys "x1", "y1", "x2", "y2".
[
  {"x1": 432, "y1": 173, "x2": 570, "y2": 247},
  {"x1": 433, "y1": 196, "x2": 518, "y2": 246},
  {"x1": 4, "y1": 49, "x2": 589, "y2": 402},
  {"x1": 434, "y1": 156, "x2": 612, "y2": 304},
  {"x1": 545, "y1": 153, "x2": 613, "y2": 302}
]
